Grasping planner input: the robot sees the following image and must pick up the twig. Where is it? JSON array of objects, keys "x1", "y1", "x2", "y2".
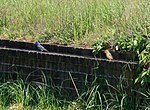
[{"x1": 68, "y1": 72, "x2": 80, "y2": 97}]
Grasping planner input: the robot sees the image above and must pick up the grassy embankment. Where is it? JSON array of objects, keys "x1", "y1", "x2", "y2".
[{"x1": 0, "y1": 0, "x2": 149, "y2": 46}]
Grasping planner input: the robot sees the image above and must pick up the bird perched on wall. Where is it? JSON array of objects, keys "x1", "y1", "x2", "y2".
[
  {"x1": 35, "y1": 42, "x2": 48, "y2": 52},
  {"x1": 104, "y1": 49, "x2": 114, "y2": 60}
]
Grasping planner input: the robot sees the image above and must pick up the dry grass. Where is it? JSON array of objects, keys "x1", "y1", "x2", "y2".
[{"x1": 9, "y1": 103, "x2": 23, "y2": 110}]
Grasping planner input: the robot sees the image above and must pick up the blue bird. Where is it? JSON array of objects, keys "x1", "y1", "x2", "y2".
[{"x1": 35, "y1": 42, "x2": 48, "y2": 52}]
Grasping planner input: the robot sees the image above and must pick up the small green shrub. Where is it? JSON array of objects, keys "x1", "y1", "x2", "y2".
[{"x1": 93, "y1": 29, "x2": 150, "y2": 86}]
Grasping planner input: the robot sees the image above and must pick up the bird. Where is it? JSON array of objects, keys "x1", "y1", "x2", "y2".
[
  {"x1": 104, "y1": 49, "x2": 114, "y2": 60},
  {"x1": 34, "y1": 42, "x2": 48, "y2": 52}
]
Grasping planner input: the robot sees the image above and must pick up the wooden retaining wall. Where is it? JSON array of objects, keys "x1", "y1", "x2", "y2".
[{"x1": 0, "y1": 40, "x2": 139, "y2": 97}]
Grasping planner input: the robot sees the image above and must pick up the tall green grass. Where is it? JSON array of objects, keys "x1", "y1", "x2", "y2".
[
  {"x1": 0, "y1": 76, "x2": 70, "y2": 109},
  {"x1": 0, "y1": 73, "x2": 149, "y2": 110},
  {"x1": 0, "y1": 0, "x2": 150, "y2": 45}
]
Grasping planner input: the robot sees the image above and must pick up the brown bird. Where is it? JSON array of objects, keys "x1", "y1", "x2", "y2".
[{"x1": 104, "y1": 49, "x2": 114, "y2": 60}]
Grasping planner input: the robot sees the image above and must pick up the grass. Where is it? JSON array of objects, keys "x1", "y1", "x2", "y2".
[
  {"x1": 0, "y1": 77, "x2": 69, "y2": 109},
  {"x1": 0, "y1": 0, "x2": 150, "y2": 45},
  {"x1": 0, "y1": 73, "x2": 149, "y2": 110}
]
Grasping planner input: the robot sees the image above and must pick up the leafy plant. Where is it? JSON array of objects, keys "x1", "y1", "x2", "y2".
[
  {"x1": 135, "y1": 41, "x2": 150, "y2": 85},
  {"x1": 116, "y1": 32, "x2": 150, "y2": 85},
  {"x1": 92, "y1": 36, "x2": 109, "y2": 55},
  {"x1": 92, "y1": 29, "x2": 150, "y2": 86},
  {"x1": 116, "y1": 32, "x2": 147, "y2": 53},
  {"x1": 92, "y1": 28, "x2": 116, "y2": 54}
]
